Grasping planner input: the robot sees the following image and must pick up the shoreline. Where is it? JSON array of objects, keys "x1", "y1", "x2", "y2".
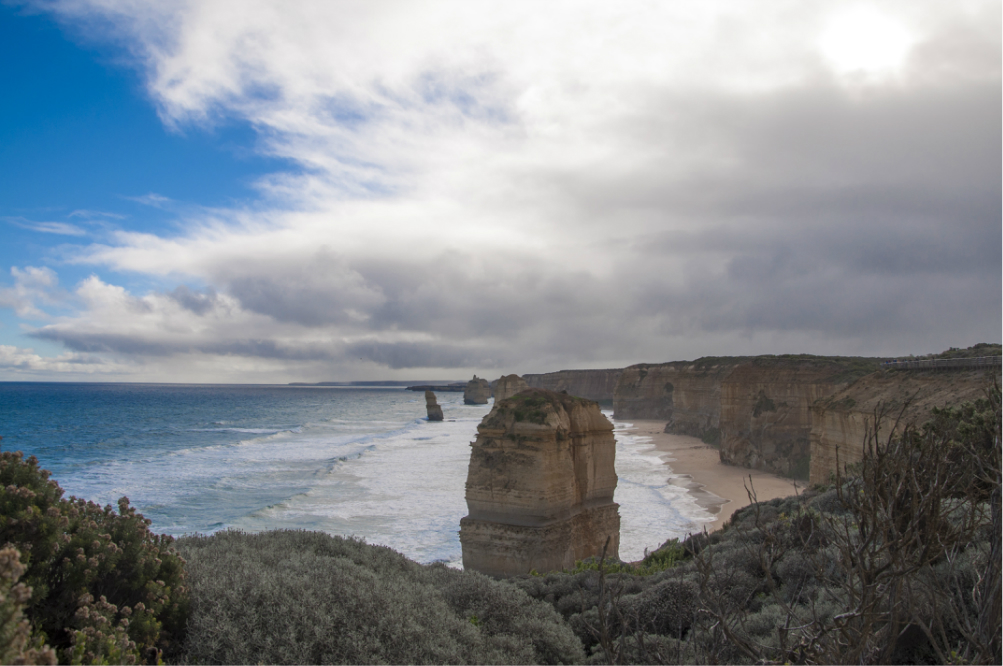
[{"x1": 624, "y1": 420, "x2": 801, "y2": 532}]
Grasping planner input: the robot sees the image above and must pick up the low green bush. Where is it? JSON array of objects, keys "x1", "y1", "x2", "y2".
[
  {"x1": 0, "y1": 546, "x2": 56, "y2": 664},
  {"x1": 0, "y1": 451, "x2": 188, "y2": 664}
]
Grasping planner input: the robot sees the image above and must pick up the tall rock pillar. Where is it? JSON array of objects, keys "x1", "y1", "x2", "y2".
[
  {"x1": 493, "y1": 374, "x2": 529, "y2": 402},
  {"x1": 463, "y1": 375, "x2": 492, "y2": 405},
  {"x1": 425, "y1": 390, "x2": 444, "y2": 421},
  {"x1": 459, "y1": 389, "x2": 620, "y2": 576}
]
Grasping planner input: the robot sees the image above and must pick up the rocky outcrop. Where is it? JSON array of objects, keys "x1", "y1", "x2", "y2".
[
  {"x1": 523, "y1": 369, "x2": 623, "y2": 403},
  {"x1": 809, "y1": 368, "x2": 1000, "y2": 485},
  {"x1": 459, "y1": 389, "x2": 620, "y2": 577},
  {"x1": 463, "y1": 376, "x2": 491, "y2": 405},
  {"x1": 493, "y1": 374, "x2": 529, "y2": 402},
  {"x1": 425, "y1": 391, "x2": 444, "y2": 421}
]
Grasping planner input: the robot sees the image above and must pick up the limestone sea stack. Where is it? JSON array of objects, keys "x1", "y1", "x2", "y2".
[
  {"x1": 493, "y1": 374, "x2": 529, "y2": 402},
  {"x1": 459, "y1": 389, "x2": 620, "y2": 576},
  {"x1": 425, "y1": 390, "x2": 444, "y2": 421},
  {"x1": 463, "y1": 375, "x2": 491, "y2": 405}
]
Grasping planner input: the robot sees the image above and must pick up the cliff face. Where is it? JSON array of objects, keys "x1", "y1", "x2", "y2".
[
  {"x1": 718, "y1": 361, "x2": 864, "y2": 477},
  {"x1": 809, "y1": 368, "x2": 1000, "y2": 485},
  {"x1": 493, "y1": 374, "x2": 529, "y2": 402},
  {"x1": 459, "y1": 389, "x2": 620, "y2": 577},
  {"x1": 523, "y1": 369, "x2": 623, "y2": 402},
  {"x1": 613, "y1": 362, "x2": 734, "y2": 436},
  {"x1": 613, "y1": 356, "x2": 880, "y2": 478}
]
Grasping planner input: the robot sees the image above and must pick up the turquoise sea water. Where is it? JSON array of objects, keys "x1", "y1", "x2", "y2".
[{"x1": 0, "y1": 382, "x2": 712, "y2": 565}]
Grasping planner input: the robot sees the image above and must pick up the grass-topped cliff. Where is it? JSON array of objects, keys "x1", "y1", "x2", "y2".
[{"x1": 485, "y1": 389, "x2": 598, "y2": 427}]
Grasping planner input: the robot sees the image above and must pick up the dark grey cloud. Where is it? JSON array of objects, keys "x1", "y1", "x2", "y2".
[
  {"x1": 29, "y1": 328, "x2": 341, "y2": 361},
  {"x1": 169, "y1": 285, "x2": 221, "y2": 316}
]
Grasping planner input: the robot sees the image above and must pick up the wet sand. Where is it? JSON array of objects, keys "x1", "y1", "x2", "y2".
[{"x1": 626, "y1": 420, "x2": 801, "y2": 531}]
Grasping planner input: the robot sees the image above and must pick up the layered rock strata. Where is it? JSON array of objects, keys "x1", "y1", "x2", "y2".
[
  {"x1": 523, "y1": 369, "x2": 623, "y2": 402},
  {"x1": 493, "y1": 374, "x2": 529, "y2": 402},
  {"x1": 614, "y1": 356, "x2": 880, "y2": 478},
  {"x1": 459, "y1": 389, "x2": 620, "y2": 577},
  {"x1": 809, "y1": 368, "x2": 1000, "y2": 485},
  {"x1": 717, "y1": 360, "x2": 869, "y2": 477},
  {"x1": 463, "y1": 376, "x2": 491, "y2": 405},
  {"x1": 425, "y1": 391, "x2": 444, "y2": 421}
]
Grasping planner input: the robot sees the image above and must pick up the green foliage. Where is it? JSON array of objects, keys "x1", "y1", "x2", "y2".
[
  {"x1": 0, "y1": 451, "x2": 188, "y2": 664},
  {"x1": 928, "y1": 343, "x2": 1001, "y2": 360},
  {"x1": 508, "y1": 394, "x2": 551, "y2": 424},
  {"x1": 0, "y1": 547, "x2": 56, "y2": 665},
  {"x1": 174, "y1": 529, "x2": 584, "y2": 665}
]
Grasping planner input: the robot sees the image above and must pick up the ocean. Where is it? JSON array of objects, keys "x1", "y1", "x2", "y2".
[{"x1": 0, "y1": 382, "x2": 713, "y2": 566}]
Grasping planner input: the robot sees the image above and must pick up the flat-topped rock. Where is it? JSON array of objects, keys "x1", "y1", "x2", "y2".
[
  {"x1": 493, "y1": 374, "x2": 529, "y2": 402},
  {"x1": 463, "y1": 375, "x2": 491, "y2": 405},
  {"x1": 459, "y1": 389, "x2": 620, "y2": 576},
  {"x1": 425, "y1": 390, "x2": 444, "y2": 421}
]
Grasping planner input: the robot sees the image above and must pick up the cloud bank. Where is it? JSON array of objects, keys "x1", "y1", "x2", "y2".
[{"x1": 5, "y1": 0, "x2": 1000, "y2": 381}]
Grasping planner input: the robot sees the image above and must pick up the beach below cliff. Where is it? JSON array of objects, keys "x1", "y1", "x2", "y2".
[{"x1": 624, "y1": 420, "x2": 801, "y2": 531}]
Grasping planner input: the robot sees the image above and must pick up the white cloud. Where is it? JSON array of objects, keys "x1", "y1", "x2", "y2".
[
  {"x1": 0, "y1": 266, "x2": 62, "y2": 319},
  {"x1": 13, "y1": 0, "x2": 1001, "y2": 380},
  {"x1": 0, "y1": 344, "x2": 127, "y2": 376},
  {"x1": 4, "y1": 216, "x2": 87, "y2": 236}
]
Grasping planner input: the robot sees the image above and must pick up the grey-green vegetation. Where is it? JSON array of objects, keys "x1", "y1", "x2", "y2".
[{"x1": 173, "y1": 530, "x2": 583, "y2": 665}]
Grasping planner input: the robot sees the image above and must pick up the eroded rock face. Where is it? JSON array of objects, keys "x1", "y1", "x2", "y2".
[
  {"x1": 493, "y1": 374, "x2": 529, "y2": 402},
  {"x1": 425, "y1": 390, "x2": 444, "y2": 421},
  {"x1": 463, "y1": 376, "x2": 491, "y2": 405},
  {"x1": 809, "y1": 368, "x2": 1000, "y2": 485},
  {"x1": 613, "y1": 357, "x2": 880, "y2": 478},
  {"x1": 459, "y1": 389, "x2": 620, "y2": 576},
  {"x1": 523, "y1": 369, "x2": 623, "y2": 402}
]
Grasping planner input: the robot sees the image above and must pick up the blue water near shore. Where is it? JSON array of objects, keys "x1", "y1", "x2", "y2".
[{"x1": 0, "y1": 382, "x2": 712, "y2": 566}]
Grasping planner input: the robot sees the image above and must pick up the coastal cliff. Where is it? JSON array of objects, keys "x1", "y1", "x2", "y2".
[
  {"x1": 809, "y1": 367, "x2": 1000, "y2": 484},
  {"x1": 718, "y1": 359, "x2": 875, "y2": 477},
  {"x1": 613, "y1": 356, "x2": 880, "y2": 478},
  {"x1": 459, "y1": 389, "x2": 620, "y2": 577},
  {"x1": 523, "y1": 369, "x2": 623, "y2": 402}
]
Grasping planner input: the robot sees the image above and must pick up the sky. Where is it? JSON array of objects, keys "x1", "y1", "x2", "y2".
[{"x1": 0, "y1": 0, "x2": 999, "y2": 383}]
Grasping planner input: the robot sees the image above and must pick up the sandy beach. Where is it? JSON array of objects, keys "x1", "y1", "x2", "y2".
[{"x1": 626, "y1": 420, "x2": 801, "y2": 531}]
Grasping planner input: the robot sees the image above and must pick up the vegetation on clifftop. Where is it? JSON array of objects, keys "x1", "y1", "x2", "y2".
[{"x1": 487, "y1": 389, "x2": 597, "y2": 426}]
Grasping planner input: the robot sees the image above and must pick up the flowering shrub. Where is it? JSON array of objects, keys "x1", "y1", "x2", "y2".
[
  {"x1": 0, "y1": 546, "x2": 56, "y2": 664},
  {"x1": 0, "y1": 451, "x2": 188, "y2": 664}
]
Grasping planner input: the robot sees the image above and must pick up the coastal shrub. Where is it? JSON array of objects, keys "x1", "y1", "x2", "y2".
[
  {"x1": 0, "y1": 546, "x2": 56, "y2": 664},
  {"x1": 174, "y1": 529, "x2": 585, "y2": 665},
  {"x1": 0, "y1": 451, "x2": 188, "y2": 664}
]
